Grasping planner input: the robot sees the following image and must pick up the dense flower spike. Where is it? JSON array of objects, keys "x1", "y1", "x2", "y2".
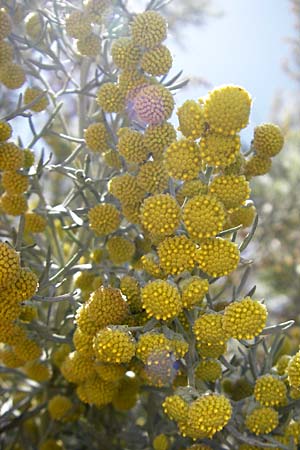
[
  {"x1": 164, "y1": 138, "x2": 202, "y2": 181},
  {"x1": 200, "y1": 132, "x2": 241, "y2": 167},
  {"x1": 88, "y1": 203, "x2": 120, "y2": 236},
  {"x1": 177, "y1": 99, "x2": 205, "y2": 139},
  {"x1": 117, "y1": 127, "x2": 148, "y2": 163},
  {"x1": 187, "y1": 394, "x2": 232, "y2": 438},
  {"x1": 183, "y1": 194, "x2": 226, "y2": 240},
  {"x1": 76, "y1": 286, "x2": 128, "y2": 333},
  {"x1": 136, "y1": 160, "x2": 169, "y2": 194},
  {"x1": 195, "y1": 238, "x2": 240, "y2": 277},
  {"x1": 111, "y1": 37, "x2": 141, "y2": 69},
  {"x1": 84, "y1": 122, "x2": 110, "y2": 153},
  {"x1": 180, "y1": 276, "x2": 209, "y2": 308},
  {"x1": 24, "y1": 87, "x2": 49, "y2": 112},
  {"x1": 254, "y1": 374, "x2": 287, "y2": 406},
  {"x1": 141, "y1": 45, "x2": 173, "y2": 76},
  {"x1": 253, "y1": 123, "x2": 284, "y2": 157},
  {"x1": 141, "y1": 280, "x2": 182, "y2": 320},
  {"x1": 245, "y1": 407, "x2": 279, "y2": 435},
  {"x1": 0, "y1": 242, "x2": 20, "y2": 288},
  {"x1": 106, "y1": 236, "x2": 135, "y2": 264},
  {"x1": 97, "y1": 82, "x2": 125, "y2": 113},
  {"x1": 209, "y1": 175, "x2": 251, "y2": 210},
  {"x1": 93, "y1": 327, "x2": 135, "y2": 363},
  {"x1": 144, "y1": 122, "x2": 177, "y2": 158},
  {"x1": 140, "y1": 193, "x2": 180, "y2": 236},
  {"x1": 0, "y1": 142, "x2": 24, "y2": 171},
  {"x1": 157, "y1": 235, "x2": 197, "y2": 275},
  {"x1": 288, "y1": 351, "x2": 300, "y2": 389},
  {"x1": 0, "y1": 63, "x2": 26, "y2": 89},
  {"x1": 131, "y1": 11, "x2": 167, "y2": 48},
  {"x1": 0, "y1": 121, "x2": 12, "y2": 141},
  {"x1": 2, "y1": 170, "x2": 29, "y2": 195},
  {"x1": 203, "y1": 85, "x2": 251, "y2": 135},
  {"x1": 222, "y1": 297, "x2": 267, "y2": 340},
  {"x1": 130, "y1": 84, "x2": 174, "y2": 125}
]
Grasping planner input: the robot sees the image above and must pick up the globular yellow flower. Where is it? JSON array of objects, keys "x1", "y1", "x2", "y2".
[
  {"x1": 73, "y1": 327, "x2": 94, "y2": 357},
  {"x1": 2, "y1": 170, "x2": 29, "y2": 195},
  {"x1": 0, "y1": 293, "x2": 21, "y2": 322},
  {"x1": 111, "y1": 37, "x2": 141, "y2": 70},
  {"x1": 60, "y1": 351, "x2": 95, "y2": 384},
  {"x1": 0, "y1": 347, "x2": 25, "y2": 368},
  {"x1": 203, "y1": 85, "x2": 251, "y2": 135},
  {"x1": 0, "y1": 63, "x2": 26, "y2": 89},
  {"x1": 120, "y1": 275, "x2": 142, "y2": 313},
  {"x1": 112, "y1": 374, "x2": 140, "y2": 411},
  {"x1": 24, "y1": 212, "x2": 47, "y2": 233},
  {"x1": 200, "y1": 132, "x2": 241, "y2": 168},
  {"x1": 180, "y1": 276, "x2": 209, "y2": 308},
  {"x1": 0, "y1": 10, "x2": 12, "y2": 39},
  {"x1": 74, "y1": 271, "x2": 95, "y2": 291},
  {"x1": 76, "y1": 373, "x2": 117, "y2": 407},
  {"x1": 24, "y1": 87, "x2": 49, "y2": 112},
  {"x1": 144, "y1": 122, "x2": 176, "y2": 159},
  {"x1": 77, "y1": 33, "x2": 101, "y2": 57},
  {"x1": 193, "y1": 313, "x2": 228, "y2": 346},
  {"x1": 136, "y1": 333, "x2": 172, "y2": 364},
  {"x1": 130, "y1": 84, "x2": 174, "y2": 126},
  {"x1": 65, "y1": 11, "x2": 91, "y2": 39},
  {"x1": 141, "y1": 279, "x2": 182, "y2": 321},
  {"x1": 14, "y1": 337, "x2": 42, "y2": 362},
  {"x1": 131, "y1": 11, "x2": 167, "y2": 48},
  {"x1": 84, "y1": 122, "x2": 110, "y2": 153},
  {"x1": 162, "y1": 394, "x2": 189, "y2": 422},
  {"x1": 227, "y1": 204, "x2": 256, "y2": 229},
  {"x1": 0, "y1": 192, "x2": 27, "y2": 216},
  {"x1": 140, "y1": 193, "x2": 180, "y2": 237},
  {"x1": 152, "y1": 434, "x2": 170, "y2": 450},
  {"x1": 140, "y1": 253, "x2": 165, "y2": 279},
  {"x1": 51, "y1": 344, "x2": 71, "y2": 368},
  {"x1": 88, "y1": 203, "x2": 120, "y2": 236},
  {"x1": 19, "y1": 305, "x2": 38, "y2": 322},
  {"x1": 0, "y1": 121, "x2": 12, "y2": 141},
  {"x1": 183, "y1": 194, "x2": 225, "y2": 240},
  {"x1": 275, "y1": 354, "x2": 291, "y2": 375},
  {"x1": 196, "y1": 238, "x2": 240, "y2": 277},
  {"x1": 95, "y1": 363, "x2": 126, "y2": 382},
  {"x1": 253, "y1": 123, "x2": 284, "y2": 157},
  {"x1": 245, "y1": 406, "x2": 279, "y2": 435},
  {"x1": 84, "y1": 0, "x2": 111, "y2": 24},
  {"x1": 23, "y1": 360, "x2": 52, "y2": 382},
  {"x1": 93, "y1": 327, "x2": 135, "y2": 364},
  {"x1": 177, "y1": 99, "x2": 205, "y2": 139},
  {"x1": 106, "y1": 236, "x2": 136, "y2": 265},
  {"x1": 109, "y1": 173, "x2": 145, "y2": 208},
  {"x1": 103, "y1": 149, "x2": 122, "y2": 169},
  {"x1": 0, "y1": 142, "x2": 24, "y2": 171},
  {"x1": 76, "y1": 286, "x2": 128, "y2": 334},
  {"x1": 164, "y1": 138, "x2": 202, "y2": 181},
  {"x1": 48, "y1": 395, "x2": 73, "y2": 421},
  {"x1": 15, "y1": 267, "x2": 38, "y2": 301},
  {"x1": 117, "y1": 127, "x2": 148, "y2": 163},
  {"x1": 254, "y1": 374, "x2": 287, "y2": 406},
  {"x1": 25, "y1": 12, "x2": 44, "y2": 40},
  {"x1": 0, "y1": 39, "x2": 13, "y2": 67},
  {"x1": 195, "y1": 359, "x2": 222, "y2": 382},
  {"x1": 244, "y1": 154, "x2": 272, "y2": 178},
  {"x1": 176, "y1": 179, "x2": 207, "y2": 206},
  {"x1": 141, "y1": 44, "x2": 172, "y2": 76},
  {"x1": 157, "y1": 235, "x2": 197, "y2": 275},
  {"x1": 96, "y1": 82, "x2": 125, "y2": 113},
  {"x1": 209, "y1": 175, "x2": 251, "y2": 211},
  {"x1": 23, "y1": 148, "x2": 35, "y2": 169},
  {"x1": 288, "y1": 350, "x2": 300, "y2": 389},
  {"x1": 222, "y1": 297, "x2": 267, "y2": 340},
  {"x1": 136, "y1": 159, "x2": 169, "y2": 194},
  {"x1": 0, "y1": 242, "x2": 20, "y2": 288},
  {"x1": 118, "y1": 69, "x2": 148, "y2": 97},
  {"x1": 187, "y1": 394, "x2": 232, "y2": 438}
]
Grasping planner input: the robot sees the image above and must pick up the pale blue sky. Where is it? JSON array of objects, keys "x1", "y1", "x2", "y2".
[{"x1": 168, "y1": 0, "x2": 294, "y2": 142}]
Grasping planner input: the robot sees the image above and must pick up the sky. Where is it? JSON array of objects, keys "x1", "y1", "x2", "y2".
[{"x1": 166, "y1": 0, "x2": 295, "y2": 142}]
